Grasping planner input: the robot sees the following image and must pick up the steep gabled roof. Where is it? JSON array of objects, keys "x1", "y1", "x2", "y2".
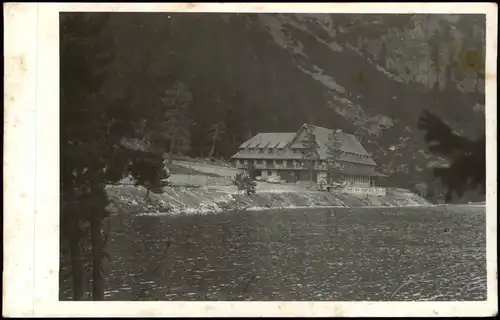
[
  {"x1": 238, "y1": 133, "x2": 295, "y2": 149},
  {"x1": 294, "y1": 124, "x2": 369, "y2": 154},
  {"x1": 291, "y1": 124, "x2": 376, "y2": 165},
  {"x1": 232, "y1": 124, "x2": 376, "y2": 166}
]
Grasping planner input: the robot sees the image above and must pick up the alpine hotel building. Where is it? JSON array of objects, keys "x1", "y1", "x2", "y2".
[{"x1": 231, "y1": 124, "x2": 387, "y2": 195}]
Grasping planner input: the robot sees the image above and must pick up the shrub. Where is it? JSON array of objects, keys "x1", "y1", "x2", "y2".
[{"x1": 233, "y1": 172, "x2": 257, "y2": 196}]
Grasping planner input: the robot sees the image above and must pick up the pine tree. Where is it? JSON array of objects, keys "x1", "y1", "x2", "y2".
[
  {"x1": 61, "y1": 13, "x2": 167, "y2": 300},
  {"x1": 233, "y1": 172, "x2": 256, "y2": 196},
  {"x1": 156, "y1": 81, "x2": 194, "y2": 164},
  {"x1": 208, "y1": 121, "x2": 226, "y2": 159},
  {"x1": 127, "y1": 151, "x2": 170, "y2": 202},
  {"x1": 233, "y1": 172, "x2": 246, "y2": 195},
  {"x1": 326, "y1": 130, "x2": 344, "y2": 186},
  {"x1": 244, "y1": 175, "x2": 257, "y2": 196},
  {"x1": 418, "y1": 109, "x2": 485, "y2": 202},
  {"x1": 246, "y1": 161, "x2": 257, "y2": 180},
  {"x1": 302, "y1": 125, "x2": 320, "y2": 182}
]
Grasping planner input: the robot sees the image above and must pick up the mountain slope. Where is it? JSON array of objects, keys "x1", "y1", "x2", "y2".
[{"x1": 102, "y1": 13, "x2": 486, "y2": 202}]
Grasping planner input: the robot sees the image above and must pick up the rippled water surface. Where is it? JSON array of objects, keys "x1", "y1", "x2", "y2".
[{"x1": 60, "y1": 206, "x2": 487, "y2": 301}]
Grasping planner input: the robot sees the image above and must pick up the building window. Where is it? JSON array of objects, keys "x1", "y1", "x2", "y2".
[
  {"x1": 256, "y1": 159, "x2": 263, "y2": 165},
  {"x1": 259, "y1": 148, "x2": 264, "y2": 154},
  {"x1": 267, "y1": 170, "x2": 272, "y2": 176},
  {"x1": 249, "y1": 148, "x2": 254, "y2": 152},
  {"x1": 268, "y1": 148, "x2": 273, "y2": 153}
]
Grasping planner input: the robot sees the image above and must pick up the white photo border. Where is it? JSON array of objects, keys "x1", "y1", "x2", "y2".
[{"x1": 3, "y1": 2, "x2": 497, "y2": 317}]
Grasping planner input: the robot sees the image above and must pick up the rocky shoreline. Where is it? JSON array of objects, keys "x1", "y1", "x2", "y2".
[{"x1": 105, "y1": 184, "x2": 432, "y2": 216}]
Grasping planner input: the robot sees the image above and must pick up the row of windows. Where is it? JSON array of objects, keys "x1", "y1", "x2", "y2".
[
  {"x1": 244, "y1": 147, "x2": 372, "y2": 159},
  {"x1": 236, "y1": 159, "x2": 327, "y2": 166},
  {"x1": 346, "y1": 187, "x2": 385, "y2": 193},
  {"x1": 346, "y1": 152, "x2": 372, "y2": 159},
  {"x1": 235, "y1": 160, "x2": 367, "y2": 171},
  {"x1": 245, "y1": 147, "x2": 282, "y2": 153},
  {"x1": 348, "y1": 187, "x2": 368, "y2": 192},
  {"x1": 345, "y1": 175, "x2": 370, "y2": 183},
  {"x1": 235, "y1": 159, "x2": 374, "y2": 173}
]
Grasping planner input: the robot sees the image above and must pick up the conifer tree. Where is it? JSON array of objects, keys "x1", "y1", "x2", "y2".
[
  {"x1": 156, "y1": 81, "x2": 195, "y2": 164},
  {"x1": 208, "y1": 121, "x2": 226, "y2": 159},
  {"x1": 326, "y1": 130, "x2": 344, "y2": 185},
  {"x1": 418, "y1": 109, "x2": 485, "y2": 202},
  {"x1": 61, "y1": 13, "x2": 167, "y2": 300},
  {"x1": 302, "y1": 125, "x2": 320, "y2": 182}
]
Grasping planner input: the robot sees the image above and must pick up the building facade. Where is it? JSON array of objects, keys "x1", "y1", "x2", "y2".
[{"x1": 230, "y1": 124, "x2": 386, "y2": 190}]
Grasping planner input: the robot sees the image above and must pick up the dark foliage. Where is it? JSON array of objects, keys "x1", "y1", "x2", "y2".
[
  {"x1": 302, "y1": 125, "x2": 321, "y2": 182},
  {"x1": 246, "y1": 161, "x2": 257, "y2": 180},
  {"x1": 102, "y1": 13, "x2": 485, "y2": 200},
  {"x1": 233, "y1": 172, "x2": 246, "y2": 194},
  {"x1": 418, "y1": 109, "x2": 485, "y2": 202},
  {"x1": 244, "y1": 175, "x2": 257, "y2": 196},
  {"x1": 233, "y1": 172, "x2": 257, "y2": 196},
  {"x1": 326, "y1": 130, "x2": 344, "y2": 184},
  {"x1": 61, "y1": 12, "x2": 168, "y2": 300}
]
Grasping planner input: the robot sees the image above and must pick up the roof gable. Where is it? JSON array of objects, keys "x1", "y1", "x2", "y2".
[
  {"x1": 307, "y1": 124, "x2": 368, "y2": 154},
  {"x1": 290, "y1": 124, "x2": 375, "y2": 165},
  {"x1": 290, "y1": 124, "x2": 369, "y2": 153},
  {"x1": 233, "y1": 124, "x2": 376, "y2": 166}
]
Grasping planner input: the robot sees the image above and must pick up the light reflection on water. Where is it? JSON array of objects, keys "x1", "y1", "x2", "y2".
[{"x1": 60, "y1": 206, "x2": 487, "y2": 301}]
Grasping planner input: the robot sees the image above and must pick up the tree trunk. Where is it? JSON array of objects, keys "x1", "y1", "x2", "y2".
[
  {"x1": 433, "y1": 39, "x2": 441, "y2": 98},
  {"x1": 168, "y1": 136, "x2": 176, "y2": 165},
  {"x1": 309, "y1": 160, "x2": 314, "y2": 182},
  {"x1": 69, "y1": 228, "x2": 84, "y2": 301},
  {"x1": 90, "y1": 214, "x2": 104, "y2": 301},
  {"x1": 208, "y1": 135, "x2": 217, "y2": 159}
]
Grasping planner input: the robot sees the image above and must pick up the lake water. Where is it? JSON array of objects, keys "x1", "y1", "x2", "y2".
[{"x1": 60, "y1": 206, "x2": 487, "y2": 301}]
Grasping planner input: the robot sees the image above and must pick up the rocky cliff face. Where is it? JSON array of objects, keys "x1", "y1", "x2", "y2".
[{"x1": 104, "y1": 13, "x2": 485, "y2": 200}]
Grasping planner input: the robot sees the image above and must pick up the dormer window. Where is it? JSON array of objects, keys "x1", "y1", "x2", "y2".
[
  {"x1": 268, "y1": 148, "x2": 273, "y2": 153},
  {"x1": 259, "y1": 148, "x2": 264, "y2": 154}
]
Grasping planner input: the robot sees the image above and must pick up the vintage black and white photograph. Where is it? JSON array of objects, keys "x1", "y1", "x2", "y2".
[{"x1": 56, "y1": 7, "x2": 492, "y2": 307}]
